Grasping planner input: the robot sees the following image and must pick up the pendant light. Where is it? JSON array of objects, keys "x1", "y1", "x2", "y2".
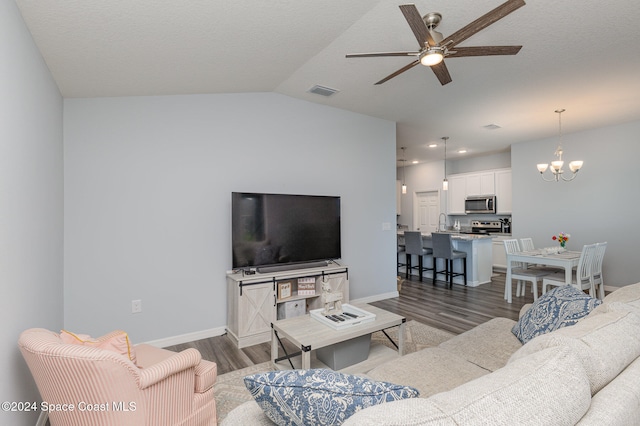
[
  {"x1": 537, "y1": 109, "x2": 584, "y2": 182},
  {"x1": 442, "y1": 137, "x2": 449, "y2": 191},
  {"x1": 400, "y1": 147, "x2": 407, "y2": 194}
]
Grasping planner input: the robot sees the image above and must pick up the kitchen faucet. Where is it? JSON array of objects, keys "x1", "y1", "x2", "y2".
[{"x1": 438, "y1": 213, "x2": 447, "y2": 232}]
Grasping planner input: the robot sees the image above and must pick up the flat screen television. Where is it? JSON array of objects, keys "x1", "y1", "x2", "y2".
[{"x1": 231, "y1": 192, "x2": 341, "y2": 270}]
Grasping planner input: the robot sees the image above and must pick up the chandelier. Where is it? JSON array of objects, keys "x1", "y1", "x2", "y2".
[{"x1": 537, "y1": 109, "x2": 583, "y2": 182}]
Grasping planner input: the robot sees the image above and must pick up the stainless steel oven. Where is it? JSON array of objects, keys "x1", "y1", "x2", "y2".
[{"x1": 465, "y1": 195, "x2": 496, "y2": 214}]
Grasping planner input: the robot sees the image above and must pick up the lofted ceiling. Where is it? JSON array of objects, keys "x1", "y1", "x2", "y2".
[{"x1": 16, "y1": 0, "x2": 640, "y2": 165}]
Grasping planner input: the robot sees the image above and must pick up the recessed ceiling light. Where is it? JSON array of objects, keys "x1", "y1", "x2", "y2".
[
  {"x1": 412, "y1": 160, "x2": 419, "y2": 164},
  {"x1": 458, "y1": 149, "x2": 467, "y2": 154},
  {"x1": 428, "y1": 143, "x2": 437, "y2": 148}
]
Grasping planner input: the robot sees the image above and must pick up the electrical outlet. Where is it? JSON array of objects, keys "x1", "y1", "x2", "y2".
[{"x1": 131, "y1": 299, "x2": 142, "y2": 314}]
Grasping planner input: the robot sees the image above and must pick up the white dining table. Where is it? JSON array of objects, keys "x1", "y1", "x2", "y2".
[{"x1": 505, "y1": 250, "x2": 582, "y2": 303}]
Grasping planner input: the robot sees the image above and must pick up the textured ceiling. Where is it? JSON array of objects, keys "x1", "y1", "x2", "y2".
[{"x1": 16, "y1": 0, "x2": 640, "y2": 164}]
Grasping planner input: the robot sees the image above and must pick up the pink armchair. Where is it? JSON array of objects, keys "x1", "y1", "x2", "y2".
[{"x1": 18, "y1": 328, "x2": 217, "y2": 426}]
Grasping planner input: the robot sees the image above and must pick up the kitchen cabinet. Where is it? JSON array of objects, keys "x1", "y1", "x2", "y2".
[
  {"x1": 492, "y1": 235, "x2": 509, "y2": 271},
  {"x1": 466, "y1": 172, "x2": 495, "y2": 196},
  {"x1": 447, "y1": 175, "x2": 467, "y2": 214},
  {"x1": 495, "y1": 169, "x2": 512, "y2": 214},
  {"x1": 447, "y1": 169, "x2": 511, "y2": 215}
]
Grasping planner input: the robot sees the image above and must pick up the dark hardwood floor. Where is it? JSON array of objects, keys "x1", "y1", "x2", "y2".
[{"x1": 165, "y1": 272, "x2": 534, "y2": 375}]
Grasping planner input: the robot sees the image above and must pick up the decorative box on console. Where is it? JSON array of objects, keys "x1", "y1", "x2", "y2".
[{"x1": 277, "y1": 300, "x2": 306, "y2": 320}]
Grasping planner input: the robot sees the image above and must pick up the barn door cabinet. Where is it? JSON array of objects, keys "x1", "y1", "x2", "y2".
[{"x1": 226, "y1": 264, "x2": 349, "y2": 348}]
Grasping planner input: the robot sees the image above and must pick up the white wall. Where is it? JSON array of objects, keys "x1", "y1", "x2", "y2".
[
  {"x1": 512, "y1": 120, "x2": 640, "y2": 287},
  {"x1": 64, "y1": 93, "x2": 397, "y2": 342},
  {"x1": 0, "y1": 2, "x2": 64, "y2": 425}
]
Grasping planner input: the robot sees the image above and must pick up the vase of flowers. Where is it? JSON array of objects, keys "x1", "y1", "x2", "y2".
[{"x1": 552, "y1": 232, "x2": 570, "y2": 248}]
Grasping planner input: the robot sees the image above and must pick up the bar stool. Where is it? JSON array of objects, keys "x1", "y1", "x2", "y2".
[
  {"x1": 432, "y1": 233, "x2": 467, "y2": 287},
  {"x1": 404, "y1": 231, "x2": 433, "y2": 282},
  {"x1": 397, "y1": 234, "x2": 406, "y2": 275}
]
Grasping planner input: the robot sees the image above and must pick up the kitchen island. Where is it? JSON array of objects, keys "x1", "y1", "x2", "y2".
[{"x1": 399, "y1": 232, "x2": 493, "y2": 287}]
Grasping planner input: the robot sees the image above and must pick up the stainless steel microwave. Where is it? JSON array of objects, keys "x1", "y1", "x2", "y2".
[{"x1": 465, "y1": 196, "x2": 496, "y2": 214}]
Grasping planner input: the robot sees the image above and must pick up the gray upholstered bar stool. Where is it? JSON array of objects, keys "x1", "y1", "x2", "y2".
[
  {"x1": 404, "y1": 231, "x2": 434, "y2": 282},
  {"x1": 432, "y1": 232, "x2": 467, "y2": 287},
  {"x1": 397, "y1": 234, "x2": 406, "y2": 275}
]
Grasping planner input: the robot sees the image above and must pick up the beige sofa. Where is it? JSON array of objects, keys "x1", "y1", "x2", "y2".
[{"x1": 223, "y1": 282, "x2": 640, "y2": 425}]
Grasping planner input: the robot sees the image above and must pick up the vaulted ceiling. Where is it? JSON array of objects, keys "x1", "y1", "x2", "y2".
[{"x1": 16, "y1": 0, "x2": 640, "y2": 164}]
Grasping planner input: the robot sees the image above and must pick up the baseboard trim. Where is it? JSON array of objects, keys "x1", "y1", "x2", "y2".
[
  {"x1": 351, "y1": 291, "x2": 399, "y2": 305},
  {"x1": 143, "y1": 326, "x2": 227, "y2": 348}
]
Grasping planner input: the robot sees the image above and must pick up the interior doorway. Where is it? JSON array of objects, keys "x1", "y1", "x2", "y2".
[{"x1": 413, "y1": 191, "x2": 441, "y2": 233}]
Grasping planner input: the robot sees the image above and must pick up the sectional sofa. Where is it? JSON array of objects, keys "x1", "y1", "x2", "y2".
[{"x1": 223, "y1": 282, "x2": 640, "y2": 425}]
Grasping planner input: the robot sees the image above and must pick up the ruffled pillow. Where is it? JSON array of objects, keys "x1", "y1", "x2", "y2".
[{"x1": 60, "y1": 329, "x2": 137, "y2": 365}]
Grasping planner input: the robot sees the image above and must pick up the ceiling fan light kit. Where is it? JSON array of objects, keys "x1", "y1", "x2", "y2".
[
  {"x1": 346, "y1": 0, "x2": 526, "y2": 85},
  {"x1": 537, "y1": 109, "x2": 584, "y2": 182}
]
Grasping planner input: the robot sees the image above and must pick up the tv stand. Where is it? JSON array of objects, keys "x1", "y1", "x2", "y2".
[
  {"x1": 257, "y1": 261, "x2": 329, "y2": 274},
  {"x1": 226, "y1": 263, "x2": 349, "y2": 348}
]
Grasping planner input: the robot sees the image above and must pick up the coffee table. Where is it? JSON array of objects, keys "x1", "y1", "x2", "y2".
[{"x1": 271, "y1": 303, "x2": 405, "y2": 371}]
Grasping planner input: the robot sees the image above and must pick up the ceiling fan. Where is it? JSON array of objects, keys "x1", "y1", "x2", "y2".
[{"x1": 346, "y1": 0, "x2": 525, "y2": 85}]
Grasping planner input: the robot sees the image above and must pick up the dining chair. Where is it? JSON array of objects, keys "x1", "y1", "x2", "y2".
[
  {"x1": 519, "y1": 237, "x2": 562, "y2": 273},
  {"x1": 519, "y1": 237, "x2": 536, "y2": 252},
  {"x1": 432, "y1": 233, "x2": 467, "y2": 287},
  {"x1": 591, "y1": 242, "x2": 607, "y2": 300},
  {"x1": 504, "y1": 239, "x2": 551, "y2": 301},
  {"x1": 404, "y1": 231, "x2": 434, "y2": 282},
  {"x1": 542, "y1": 243, "x2": 598, "y2": 295}
]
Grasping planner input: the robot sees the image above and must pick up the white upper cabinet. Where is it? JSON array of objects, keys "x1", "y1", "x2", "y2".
[
  {"x1": 466, "y1": 172, "x2": 495, "y2": 196},
  {"x1": 495, "y1": 169, "x2": 512, "y2": 214},
  {"x1": 447, "y1": 169, "x2": 510, "y2": 215}
]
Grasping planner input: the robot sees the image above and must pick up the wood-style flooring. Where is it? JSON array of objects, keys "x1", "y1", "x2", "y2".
[{"x1": 165, "y1": 273, "x2": 534, "y2": 375}]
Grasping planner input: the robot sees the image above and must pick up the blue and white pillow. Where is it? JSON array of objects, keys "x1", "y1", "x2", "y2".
[
  {"x1": 512, "y1": 285, "x2": 602, "y2": 344},
  {"x1": 244, "y1": 368, "x2": 419, "y2": 426}
]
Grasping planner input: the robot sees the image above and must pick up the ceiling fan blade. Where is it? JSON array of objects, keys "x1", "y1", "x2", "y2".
[
  {"x1": 441, "y1": 0, "x2": 525, "y2": 48},
  {"x1": 399, "y1": 4, "x2": 436, "y2": 47},
  {"x1": 375, "y1": 59, "x2": 421, "y2": 85},
  {"x1": 346, "y1": 51, "x2": 421, "y2": 58},
  {"x1": 431, "y1": 62, "x2": 452, "y2": 85},
  {"x1": 446, "y1": 45, "x2": 522, "y2": 57}
]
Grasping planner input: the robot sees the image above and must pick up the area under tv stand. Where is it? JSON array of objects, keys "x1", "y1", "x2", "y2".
[{"x1": 226, "y1": 262, "x2": 349, "y2": 348}]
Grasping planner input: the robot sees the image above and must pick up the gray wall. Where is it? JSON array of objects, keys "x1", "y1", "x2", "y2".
[
  {"x1": 512, "y1": 120, "x2": 640, "y2": 287},
  {"x1": 64, "y1": 93, "x2": 397, "y2": 342},
  {"x1": 0, "y1": 2, "x2": 64, "y2": 425}
]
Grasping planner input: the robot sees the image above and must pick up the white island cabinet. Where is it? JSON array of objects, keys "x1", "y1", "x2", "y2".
[{"x1": 399, "y1": 233, "x2": 493, "y2": 287}]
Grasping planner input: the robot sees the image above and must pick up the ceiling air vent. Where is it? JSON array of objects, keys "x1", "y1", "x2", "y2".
[{"x1": 308, "y1": 85, "x2": 339, "y2": 97}]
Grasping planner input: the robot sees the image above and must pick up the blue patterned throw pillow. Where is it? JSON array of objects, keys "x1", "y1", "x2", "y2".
[
  {"x1": 512, "y1": 285, "x2": 602, "y2": 344},
  {"x1": 244, "y1": 368, "x2": 419, "y2": 425}
]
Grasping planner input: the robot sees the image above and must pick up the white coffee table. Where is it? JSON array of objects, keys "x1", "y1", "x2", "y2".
[{"x1": 271, "y1": 303, "x2": 405, "y2": 371}]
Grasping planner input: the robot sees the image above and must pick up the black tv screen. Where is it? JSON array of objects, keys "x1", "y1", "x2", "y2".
[{"x1": 231, "y1": 192, "x2": 341, "y2": 269}]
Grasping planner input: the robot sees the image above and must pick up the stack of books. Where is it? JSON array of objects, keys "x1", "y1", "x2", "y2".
[{"x1": 297, "y1": 277, "x2": 316, "y2": 296}]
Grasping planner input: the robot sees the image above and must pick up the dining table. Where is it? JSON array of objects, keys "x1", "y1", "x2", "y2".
[{"x1": 505, "y1": 249, "x2": 582, "y2": 303}]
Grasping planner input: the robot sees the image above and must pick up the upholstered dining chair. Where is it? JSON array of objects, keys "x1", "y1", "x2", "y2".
[
  {"x1": 504, "y1": 239, "x2": 551, "y2": 301},
  {"x1": 542, "y1": 243, "x2": 598, "y2": 296},
  {"x1": 18, "y1": 328, "x2": 217, "y2": 426}
]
